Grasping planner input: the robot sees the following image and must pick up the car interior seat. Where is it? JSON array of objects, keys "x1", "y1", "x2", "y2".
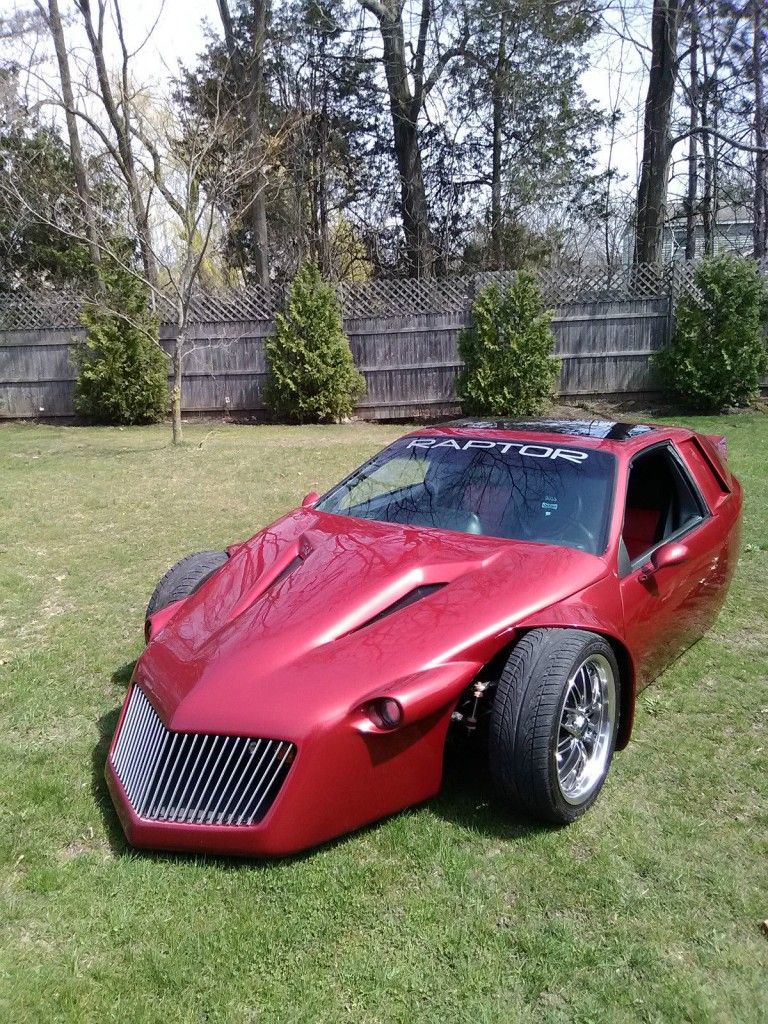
[{"x1": 623, "y1": 452, "x2": 677, "y2": 561}]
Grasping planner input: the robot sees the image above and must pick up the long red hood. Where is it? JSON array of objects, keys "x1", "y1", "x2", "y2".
[{"x1": 138, "y1": 509, "x2": 610, "y2": 737}]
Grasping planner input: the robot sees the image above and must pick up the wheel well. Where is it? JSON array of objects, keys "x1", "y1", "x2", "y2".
[
  {"x1": 606, "y1": 637, "x2": 635, "y2": 750},
  {"x1": 478, "y1": 629, "x2": 636, "y2": 750}
]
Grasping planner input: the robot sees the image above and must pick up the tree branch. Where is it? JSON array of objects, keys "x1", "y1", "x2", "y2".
[
  {"x1": 672, "y1": 124, "x2": 768, "y2": 155},
  {"x1": 357, "y1": 0, "x2": 390, "y2": 23}
]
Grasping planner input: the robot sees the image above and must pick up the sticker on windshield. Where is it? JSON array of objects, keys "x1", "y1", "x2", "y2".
[
  {"x1": 541, "y1": 497, "x2": 559, "y2": 516},
  {"x1": 406, "y1": 438, "x2": 589, "y2": 464}
]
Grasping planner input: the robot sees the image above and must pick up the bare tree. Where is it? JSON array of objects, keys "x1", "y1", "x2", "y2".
[
  {"x1": 216, "y1": 0, "x2": 271, "y2": 286},
  {"x1": 752, "y1": 0, "x2": 766, "y2": 258},
  {"x1": 0, "y1": 52, "x2": 269, "y2": 442},
  {"x1": 634, "y1": 0, "x2": 682, "y2": 265},
  {"x1": 33, "y1": 0, "x2": 101, "y2": 270},
  {"x1": 128, "y1": 89, "x2": 268, "y2": 442},
  {"x1": 72, "y1": 0, "x2": 158, "y2": 287},
  {"x1": 356, "y1": 0, "x2": 469, "y2": 278},
  {"x1": 684, "y1": 8, "x2": 699, "y2": 259}
]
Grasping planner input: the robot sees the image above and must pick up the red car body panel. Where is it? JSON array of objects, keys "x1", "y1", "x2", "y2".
[{"x1": 106, "y1": 421, "x2": 742, "y2": 856}]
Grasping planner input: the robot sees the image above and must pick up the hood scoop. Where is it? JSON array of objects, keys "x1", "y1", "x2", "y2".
[
  {"x1": 227, "y1": 552, "x2": 304, "y2": 622},
  {"x1": 350, "y1": 583, "x2": 447, "y2": 634},
  {"x1": 271, "y1": 554, "x2": 303, "y2": 588}
]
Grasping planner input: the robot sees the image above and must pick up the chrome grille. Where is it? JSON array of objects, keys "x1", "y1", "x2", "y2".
[{"x1": 110, "y1": 686, "x2": 294, "y2": 826}]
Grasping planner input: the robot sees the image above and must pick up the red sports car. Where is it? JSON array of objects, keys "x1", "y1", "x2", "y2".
[{"x1": 106, "y1": 419, "x2": 741, "y2": 856}]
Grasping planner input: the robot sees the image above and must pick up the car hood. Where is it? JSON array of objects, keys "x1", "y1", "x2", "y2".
[{"x1": 138, "y1": 508, "x2": 610, "y2": 733}]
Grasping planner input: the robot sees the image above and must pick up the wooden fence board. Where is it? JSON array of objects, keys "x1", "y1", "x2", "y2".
[{"x1": 0, "y1": 295, "x2": 674, "y2": 419}]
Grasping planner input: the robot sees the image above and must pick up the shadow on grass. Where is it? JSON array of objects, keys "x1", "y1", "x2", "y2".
[
  {"x1": 431, "y1": 738, "x2": 547, "y2": 843},
  {"x1": 89, "y1": 661, "x2": 137, "y2": 856},
  {"x1": 111, "y1": 661, "x2": 136, "y2": 688},
  {"x1": 92, "y1": 703, "x2": 131, "y2": 857},
  {"x1": 92, "y1": 670, "x2": 547, "y2": 865}
]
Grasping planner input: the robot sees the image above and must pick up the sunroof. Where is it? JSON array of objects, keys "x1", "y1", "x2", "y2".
[{"x1": 448, "y1": 418, "x2": 657, "y2": 440}]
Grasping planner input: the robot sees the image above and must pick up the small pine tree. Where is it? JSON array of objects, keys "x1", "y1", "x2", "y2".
[
  {"x1": 458, "y1": 273, "x2": 560, "y2": 416},
  {"x1": 73, "y1": 257, "x2": 168, "y2": 425},
  {"x1": 653, "y1": 255, "x2": 768, "y2": 412},
  {"x1": 265, "y1": 262, "x2": 365, "y2": 422}
]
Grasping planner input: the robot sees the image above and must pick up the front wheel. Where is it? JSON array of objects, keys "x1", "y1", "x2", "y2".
[
  {"x1": 145, "y1": 549, "x2": 229, "y2": 625},
  {"x1": 489, "y1": 629, "x2": 619, "y2": 824}
]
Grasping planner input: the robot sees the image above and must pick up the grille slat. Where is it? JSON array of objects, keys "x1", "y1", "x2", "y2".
[
  {"x1": 205, "y1": 736, "x2": 246, "y2": 824},
  {"x1": 215, "y1": 739, "x2": 253, "y2": 824},
  {"x1": 133, "y1": 714, "x2": 166, "y2": 812},
  {"x1": 228, "y1": 741, "x2": 270, "y2": 824},
  {"x1": 192, "y1": 736, "x2": 230, "y2": 823},
  {"x1": 149, "y1": 732, "x2": 182, "y2": 818},
  {"x1": 183, "y1": 735, "x2": 221, "y2": 822},
  {"x1": 112, "y1": 690, "x2": 145, "y2": 775},
  {"x1": 219, "y1": 740, "x2": 261, "y2": 825},
  {"x1": 168, "y1": 734, "x2": 201, "y2": 822},
  {"x1": 248, "y1": 743, "x2": 290, "y2": 824},
  {"x1": 110, "y1": 687, "x2": 293, "y2": 827},
  {"x1": 122, "y1": 699, "x2": 153, "y2": 791}
]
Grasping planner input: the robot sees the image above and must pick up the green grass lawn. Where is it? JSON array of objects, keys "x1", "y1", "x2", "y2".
[{"x1": 1, "y1": 416, "x2": 766, "y2": 1023}]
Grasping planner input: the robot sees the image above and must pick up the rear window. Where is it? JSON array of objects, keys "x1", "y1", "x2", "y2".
[{"x1": 316, "y1": 436, "x2": 616, "y2": 554}]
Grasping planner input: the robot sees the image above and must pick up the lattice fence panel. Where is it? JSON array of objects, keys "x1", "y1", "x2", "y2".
[
  {"x1": 536, "y1": 263, "x2": 671, "y2": 304},
  {"x1": 184, "y1": 286, "x2": 283, "y2": 323},
  {"x1": 0, "y1": 289, "x2": 85, "y2": 331},
  {"x1": 1, "y1": 260, "x2": 764, "y2": 332},
  {"x1": 337, "y1": 277, "x2": 472, "y2": 318}
]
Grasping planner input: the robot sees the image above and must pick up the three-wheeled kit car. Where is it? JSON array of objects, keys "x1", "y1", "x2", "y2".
[{"x1": 106, "y1": 419, "x2": 741, "y2": 855}]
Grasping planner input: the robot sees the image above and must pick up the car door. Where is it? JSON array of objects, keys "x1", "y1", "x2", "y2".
[{"x1": 619, "y1": 441, "x2": 725, "y2": 689}]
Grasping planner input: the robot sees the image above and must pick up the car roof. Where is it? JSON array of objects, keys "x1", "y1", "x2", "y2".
[{"x1": 404, "y1": 418, "x2": 692, "y2": 453}]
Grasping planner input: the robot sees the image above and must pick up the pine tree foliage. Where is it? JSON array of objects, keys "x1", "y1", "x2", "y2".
[
  {"x1": 73, "y1": 259, "x2": 168, "y2": 425},
  {"x1": 265, "y1": 262, "x2": 365, "y2": 422},
  {"x1": 458, "y1": 273, "x2": 560, "y2": 416},
  {"x1": 653, "y1": 255, "x2": 768, "y2": 411}
]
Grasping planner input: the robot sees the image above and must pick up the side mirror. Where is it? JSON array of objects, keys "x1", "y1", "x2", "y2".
[
  {"x1": 301, "y1": 491, "x2": 320, "y2": 508},
  {"x1": 638, "y1": 541, "x2": 689, "y2": 582}
]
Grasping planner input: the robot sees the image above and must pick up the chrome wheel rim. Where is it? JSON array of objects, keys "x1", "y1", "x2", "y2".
[{"x1": 556, "y1": 654, "x2": 616, "y2": 805}]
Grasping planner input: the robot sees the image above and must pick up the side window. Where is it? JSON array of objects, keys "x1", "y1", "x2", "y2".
[{"x1": 622, "y1": 446, "x2": 707, "y2": 564}]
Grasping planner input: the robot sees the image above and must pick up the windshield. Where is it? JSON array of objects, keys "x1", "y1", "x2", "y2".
[{"x1": 316, "y1": 436, "x2": 616, "y2": 554}]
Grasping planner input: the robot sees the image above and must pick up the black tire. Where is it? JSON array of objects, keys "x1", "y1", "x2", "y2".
[
  {"x1": 489, "y1": 628, "x2": 620, "y2": 824},
  {"x1": 145, "y1": 550, "x2": 229, "y2": 622}
]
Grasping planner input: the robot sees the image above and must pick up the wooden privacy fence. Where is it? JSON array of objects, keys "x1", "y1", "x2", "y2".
[{"x1": 0, "y1": 265, "x2": 688, "y2": 420}]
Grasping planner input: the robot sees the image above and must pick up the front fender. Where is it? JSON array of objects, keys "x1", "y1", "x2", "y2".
[{"x1": 515, "y1": 573, "x2": 638, "y2": 749}]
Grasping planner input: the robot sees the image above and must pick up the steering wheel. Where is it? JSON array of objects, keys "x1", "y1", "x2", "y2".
[
  {"x1": 439, "y1": 509, "x2": 483, "y2": 535},
  {"x1": 520, "y1": 492, "x2": 596, "y2": 551},
  {"x1": 544, "y1": 517, "x2": 596, "y2": 551}
]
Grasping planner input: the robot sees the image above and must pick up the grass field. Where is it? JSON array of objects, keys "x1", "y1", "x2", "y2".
[{"x1": 1, "y1": 416, "x2": 767, "y2": 1024}]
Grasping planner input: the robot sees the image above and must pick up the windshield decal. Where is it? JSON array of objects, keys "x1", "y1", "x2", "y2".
[{"x1": 406, "y1": 438, "x2": 589, "y2": 465}]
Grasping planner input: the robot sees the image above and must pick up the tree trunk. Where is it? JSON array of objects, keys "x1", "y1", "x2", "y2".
[
  {"x1": 634, "y1": 0, "x2": 681, "y2": 265},
  {"x1": 217, "y1": 0, "x2": 271, "y2": 287},
  {"x1": 490, "y1": 11, "x2": 507, "y2": 270},
  {"x1": 75, "y1": 0, "x2": 158, "y2": 289},
  {"x1": 753, "y1": 0, "x2": 767, "y2": 259},
  {"x1": 42, "y1": 0, "x2": 101, "y2": 271},
  {"x1": 171, "y1": 331, "x2": 184, "y2": 445},
  {"x1": 701, "y1": 72, "x2": 714, "y2": 257},
  {"x1": 685, "y1": 14, "x2": 699, "y2": 260},
  {"x1": 318, "y1": 32, "x2": 331, "y2": 277},
  {"x1": 248, "y1": 0, "x2": 270, "y2": 287},
  {"x1": 374, "y1": 9, "x2": 434, "y2": 278}
]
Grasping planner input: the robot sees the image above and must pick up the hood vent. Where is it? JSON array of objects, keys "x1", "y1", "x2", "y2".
[
  {"x1": 354, "y1": 583, "x2": 447, "y2": 633},
  {"x1": 270, "y1": 554, "x2": 303, "y2": 589},
  {"x1": 227, "y1": 554, "x2": 303, "y2": 622}
]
